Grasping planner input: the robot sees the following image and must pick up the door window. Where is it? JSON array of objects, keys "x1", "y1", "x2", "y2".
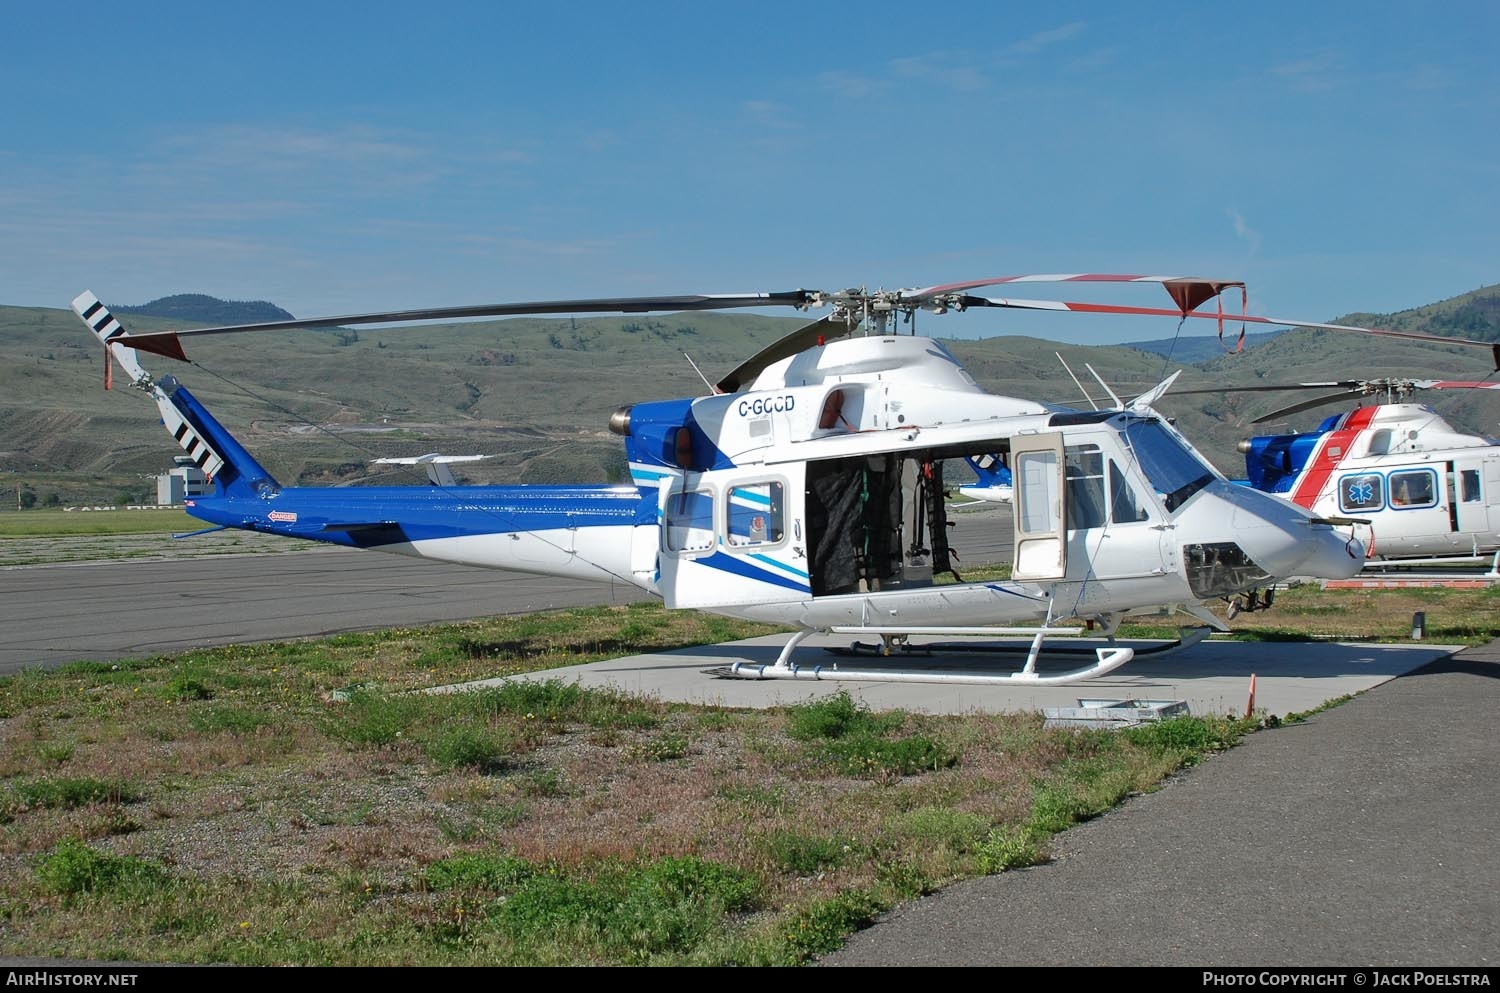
[
  {"x1": 665, "y1": 489, "x2": 715, "y2": 552},
  {"x1": 1016, "y1": 450, "x2": 1060, "y2": 534},
  {"x1": 1461, "y1": 469, "x2": 1481, "y2": 503},
  {"x1": 1064, "y1": 446, "x2": 1106, "y2": 530}
]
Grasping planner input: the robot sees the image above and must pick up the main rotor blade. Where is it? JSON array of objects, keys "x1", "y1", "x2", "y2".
[
  {"x1": 715, "y1": 312, "x2": 854, "y2": 393},
  {"x1": 191, "y1": 291, "x2": 815, "y2": 334},
  {"x1": 111, "y1": 290, "x2": 817, "y2": 357},
  {"x1": 1426, "y1": 380, "x2": 1500, "y2": 391},
  {"x1": 962, "y1": 295, "x2": 1500, "y2": 362},
  {"x1": 1252, "y1": 390, "x2": 1371, "y2": 424},
  {"x1": 1164, "y1": 382, "x2": 1366, "y2": 397},
  {"x1": 958, "y1": 295, "x2": 1238, "y2": 324},
  {"x1": 1165, "y1": 379, "x2": 1500, "y2": 403},
  {"x1": 909, "y1": 274, "x2": 1244, "y2": 315}
]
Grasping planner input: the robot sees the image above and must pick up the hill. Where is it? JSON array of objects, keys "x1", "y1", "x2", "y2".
[
  {"x1": 1339, "y1": 283, "x2": 1500, "y2": 342},
  {"x1": 3, "y1": 284, "x2": 1498, "y2": 506},
  {"x1": 116, "y1": 294, "x2": 294, "y2": 325},
  {"x1": 1121, "y1": 329, "x2": 1287, "y2": 362},
  {"x1": 1121, "y1": 283, "x2": 1500, "y2": 358}
]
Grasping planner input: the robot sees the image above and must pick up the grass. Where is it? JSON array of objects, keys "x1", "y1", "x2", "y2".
[
  {"x1": 0, "y1": 508, "x2": 199, "y2": 537},
  {"x1": 0, "y1": 542, "x2": 1494, "y2": 966}
]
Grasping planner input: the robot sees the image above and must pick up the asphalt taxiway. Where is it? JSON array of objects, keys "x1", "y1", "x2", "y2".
[{"x1": 0, "y1": 547, "x2": 649, "y2": 675}]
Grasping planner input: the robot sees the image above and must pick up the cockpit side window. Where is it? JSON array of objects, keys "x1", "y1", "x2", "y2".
[{"x1": 1109, "y1": 459, "x2": 1149, "y2": 523}]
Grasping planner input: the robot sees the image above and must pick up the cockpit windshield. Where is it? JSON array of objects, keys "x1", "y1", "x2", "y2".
[{"x1": 1122, "y1": 419, "x2": 1215, "y2": 512}]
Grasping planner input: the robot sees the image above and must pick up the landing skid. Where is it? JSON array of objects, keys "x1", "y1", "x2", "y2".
[
  {"x1": 830, "y1": 624, "x2": 1211, "y2": 661},
  {"x1": 706, "y1": 626, "x2": 1209, "y2": 687}
]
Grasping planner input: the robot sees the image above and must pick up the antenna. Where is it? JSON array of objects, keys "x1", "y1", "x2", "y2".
[
  {"x1": 1056, "y1": 352, "x2": 1099, "y2": 411},
  {"x1": 683, "y1": 353, "x2": 717, "y2": 394},
  {"x1": 1085, "y1": 363, "x2": 1123, "y2": 409}
]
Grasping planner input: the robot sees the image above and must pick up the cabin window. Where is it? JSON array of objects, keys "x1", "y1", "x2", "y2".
[
  {"x1": 665, "y1": 489, "x2": 716, "y2": 552},
  {"x1": 727, "y1": 481, "x2": 785, "y2": 547},
  {"x1": 1338, "y1": 473, "x2": 1385, "y2": 513},
  {"x1": 1462, "y1": 469, "x2": 1481, "y2": 503},
  {"x1": 1064, "y1": 446, "x2": 1106, "y2": 530},
  {"x1": 1388, "y1": 469, "x2": 1437, "y2": 510},
  {"x1": 1064, "y1": 446, "x2": 1151, "y2": 525}
]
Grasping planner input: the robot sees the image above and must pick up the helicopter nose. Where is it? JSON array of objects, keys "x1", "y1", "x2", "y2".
[
  {"x1": 1267, "y1": 519, "x2": 1366, "y2": 580},
  {"x1": 1224, "y1": 486, "x2": 1366, "y2": 581}
]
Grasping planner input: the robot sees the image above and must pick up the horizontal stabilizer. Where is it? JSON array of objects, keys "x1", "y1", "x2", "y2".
[{"x1": 371, "y1": 454, "x2": 493, "y2": 486}]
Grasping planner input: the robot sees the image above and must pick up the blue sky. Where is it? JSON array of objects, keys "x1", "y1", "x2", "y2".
[{"x1": 3, "y1": 1, "x2": 1497, "y2": 344}]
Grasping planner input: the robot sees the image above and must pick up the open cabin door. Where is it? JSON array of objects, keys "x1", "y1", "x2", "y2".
[
  {"x1": 657, "y1": 463, "x2": 811, "y2": 610},
  {"x1": 1012, "y1": 432, "x2": 1067, "y2": 581}
]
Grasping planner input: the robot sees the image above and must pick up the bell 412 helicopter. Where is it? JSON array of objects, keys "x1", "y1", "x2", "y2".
[{"x1": 71, "y1": 274, "x2": 1369, "y2": 686}]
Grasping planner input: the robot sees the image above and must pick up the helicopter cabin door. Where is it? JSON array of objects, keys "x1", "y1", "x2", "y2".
[
  {"x1": 1011, "y1": 432, "x2": 1067, "y2": 581},
  {"x1": 656, "y1": 464, "x2": 811, "y2": 610},
  {"x1": 1450, "y1": 457, "x2": 1492, "y2": 538}
]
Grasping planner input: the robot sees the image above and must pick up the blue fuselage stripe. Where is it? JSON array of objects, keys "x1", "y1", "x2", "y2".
[
  {"x1": 749, "y1": 552, "x2": 809, "y2": 580},
  {"x1": 696, "y1": 551, "x2": 811, "y2": 592}
]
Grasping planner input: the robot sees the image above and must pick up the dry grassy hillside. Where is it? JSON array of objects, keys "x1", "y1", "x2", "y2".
[{"x1": 4, "y1": 286, "x2": 1499, "y2": 507}]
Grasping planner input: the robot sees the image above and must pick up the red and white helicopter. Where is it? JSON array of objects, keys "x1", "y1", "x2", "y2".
[
  {"x1": 1201, "y1": 378, "x2": 1500, "y2": 572},
  {"x1": 71, "y1": 274, "x2": 1368, "y2": 686}
]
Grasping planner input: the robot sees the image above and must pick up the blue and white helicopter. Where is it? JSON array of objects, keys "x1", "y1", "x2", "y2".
[{"x1": 71, "y1": 274, "x2": 1368, "y2": 686}]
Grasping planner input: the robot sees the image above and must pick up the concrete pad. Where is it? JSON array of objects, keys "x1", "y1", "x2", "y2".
[{"x1": 445, "y1": 634, "x2": 1463, "y2": 719}]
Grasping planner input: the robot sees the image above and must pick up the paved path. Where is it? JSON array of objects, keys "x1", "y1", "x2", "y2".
[{"x1": 814, "y1": 640, "x2": 1500, "y2": 967}]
